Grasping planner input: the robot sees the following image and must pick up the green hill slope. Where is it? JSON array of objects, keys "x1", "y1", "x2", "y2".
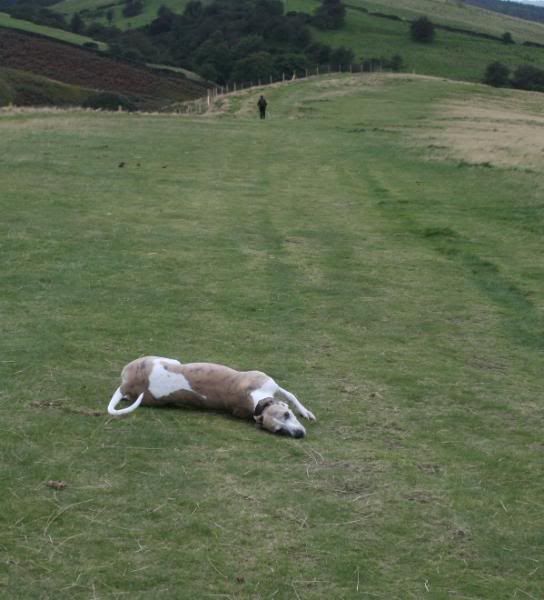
[
  {"x1": 1, "y1": 73, "x2": 543, "y2": 598},
  {"x1": 0, "y1": 11, "x2": 107, "y2": 48},
  {"x1": 291, "y1": 0, "x2": 544, "y2": 81},
  {"x1": 51, "y1": 0, "x2": 544, "y2": 86},
  {"x1": 52, "y1": 0, "x2": 544, "y2": 42},
  {"x1": 348, "y1": 0, "x2": 544, "y2": 42}
]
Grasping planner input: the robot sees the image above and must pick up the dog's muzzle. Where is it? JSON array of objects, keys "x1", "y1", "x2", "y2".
[{"x1": 278, "y1": 427, "x2": 305, "y2": 438}]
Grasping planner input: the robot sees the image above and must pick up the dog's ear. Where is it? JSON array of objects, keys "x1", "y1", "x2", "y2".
[{"x1": 254, "y1": 398, "x2": 274, "y2": 422}]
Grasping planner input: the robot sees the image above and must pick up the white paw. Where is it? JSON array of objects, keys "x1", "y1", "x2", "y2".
[{"x1": 300, "y1": 409, "x2": 316, "y2": 421}]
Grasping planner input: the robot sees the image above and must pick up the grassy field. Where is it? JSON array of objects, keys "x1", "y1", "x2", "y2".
[
  {"x1": 288, "y1": 0, "x2": 544, "y2": 82},
  {"x1": 0, "y1": 13, "x2": 107, "y2": 49},
  {"x1": 52, "y1": 0, "x2": 196, "y2": 29},
  {"x1": 1, "y1": 74, "x2": 544, "y2": 598},
  {"x1": 52, "y1": 0, "x2": 544, "y2": 43}
]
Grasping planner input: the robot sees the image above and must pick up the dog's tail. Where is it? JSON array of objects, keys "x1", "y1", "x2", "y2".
[{"x1": 108, "y1": 387, "x2": 144, "y2": 416}]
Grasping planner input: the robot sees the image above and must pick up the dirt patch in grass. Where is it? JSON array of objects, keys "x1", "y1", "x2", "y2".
[{"x1": 423, "y1": 95, "x2": 544, "y2": 170}]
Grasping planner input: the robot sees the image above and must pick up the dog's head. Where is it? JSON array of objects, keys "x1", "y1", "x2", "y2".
[{"x1": 253, "y1": 398, "x2": 306, "y2": 438}]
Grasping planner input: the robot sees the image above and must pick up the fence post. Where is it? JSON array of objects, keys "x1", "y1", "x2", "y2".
[
  {"x1": 316, "y1": 64, "x2": 319, "y2": 75},
  {"x1": 282, "y1": 72, "x2": 285, "y2": 82}
]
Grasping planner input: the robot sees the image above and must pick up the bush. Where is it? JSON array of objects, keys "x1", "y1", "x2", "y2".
[
  {"x1": 511, "y1": 64, "x2": 544, "y2": 92},
  {"x1": 502, "y1": 32, "x2": 514, "y2": 44},
  {"x1": 329, "y1": 46, "x2": 354, "y2": 67},
  {"x1": 0, "y1": 78, "x2": 15, "y2": 106},
  {"x1": 82, "y1": 92, "x2": 136, "y2": 111},
  {"x1": 389, "y1": 54, "x2": 404, "y2": 72},
  {"x1": 483, "y1": 61, "x2": 510, "y2": 87},
  {"x1": 122, "y1": 0, "x2": 143, "y2": 18},
  {"x1": 230, "y1": 52, "x2": 275, "y2": 83},
  {"x1": 312, "y1": 0, "x2": 346, "y2": 30},
  {"x1": 410, "y1": 17, "x2": 435, "y2": 43},
  {"x1": 70, "y1": 12, "x2": 84, "y2": 34}
]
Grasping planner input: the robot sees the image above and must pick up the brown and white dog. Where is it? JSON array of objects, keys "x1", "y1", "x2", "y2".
[{"x1": 108, "y1": 356, "x2": 316, "y2": 438}]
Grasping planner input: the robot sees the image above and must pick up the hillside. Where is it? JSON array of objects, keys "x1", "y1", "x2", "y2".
[
  {"x1": 0, "y1": 10, "x2": 107, "y2": 47},
  {"x1": 49, "y1": 0, "x2": 544, "y2": 88},
  {"x1": 52, "y1": 0, "x2": 544, "y2": 43},
  {"x1": 466, "y1": 0, "x2": 544, "y2": 23},
  {"x1": 2, "y1": 73, "x2": 543, "y2": 598},
  {"x1": 0, "y1": 27, "x2": 209, "y2": 108},
  {"x1": 0, "y1": 65, "x2": 94, "y2": 105},
  {"x1": 1, "y1": 0, "x2": 543, "y2": 105},
  {"x1": 291, "y1": 0, "x2": 544, "y2": 82}
]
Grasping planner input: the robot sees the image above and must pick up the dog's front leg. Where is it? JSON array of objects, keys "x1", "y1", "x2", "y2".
[{"x1": 277, "y1": 386, "x2": 316, "y2": 421}]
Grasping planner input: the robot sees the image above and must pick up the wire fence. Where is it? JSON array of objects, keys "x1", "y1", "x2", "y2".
[{"x1": 175, "y1": 61, "x2": 401, "y2": 114}]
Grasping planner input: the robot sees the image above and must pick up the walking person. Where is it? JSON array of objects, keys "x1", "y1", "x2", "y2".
[{"x1": 257, "y1": 95, "x2": 267, "y2": 119}]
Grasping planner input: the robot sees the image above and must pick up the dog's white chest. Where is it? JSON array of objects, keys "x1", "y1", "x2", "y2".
[{"x1": 148, "y1": 360, "x2": 193, "y2": 399}]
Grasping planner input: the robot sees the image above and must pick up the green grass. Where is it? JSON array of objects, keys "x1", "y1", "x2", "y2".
[
  {"x1": 52, "y1": 0, "x2": 197, "y2": 29},
  {"x1": 349, "y1": 0, "x2": 544, "y2": 43},
  {"x1": 290, "y1": 0, "x2": 544, "y2": 82},
  {"x1": 1, "y1": 74, "x2": 543, "y2": 598},
  {"x1": 0, "y1": 12, "x2": 107, "y2": 49}
]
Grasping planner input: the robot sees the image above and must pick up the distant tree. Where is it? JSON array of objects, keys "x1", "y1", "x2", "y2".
[
  {"x1": 232, "y1": 35, "x2": 265, "y2": 60},
  {"x1": 389, "y1": 54, "x2": 404, "y2": 72},
  {"x1": 183, "y1": 0, "x2": 203, "y2": 20},
  {"x1": 274, "y1": 53, "x2": 308, "y2": 78},
  {"x1": 511, "y1": 64, "x2": 544, "y2": 92},
  {"x1": 122, "y1": 0, "x2": 143, "y2": 18},
  {"x1": 148, "y1": 7, "x2": 174, "y2": 35},
  {"x1": 306, "y1": 42, "x2": 332, "y2": 64},
  {"x1": 312, "y1": 0, "x2": 346, "y2": 30},
  {"x1": 483, "y1": 61, "x2": 510, "y2": 87},
  {"x1": 501, "y1": 32, "x2": 514, "y2": 44},
  {"x1": 410, "y1": 16, "x2": 435, "y2": 43},
  {"x1": 230, "y1": 51, "x2": 275, "y2": 82},
  {"x1": 330, "y1": 46, "x2": 354, "y2": 67},
  {"x1": 70, "y1": 12, "x2": 84, "y2": 34}
]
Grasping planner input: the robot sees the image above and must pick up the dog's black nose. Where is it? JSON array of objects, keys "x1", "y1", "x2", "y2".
[{"x1": 293, "y1": 429, "x2": 305, "y2": 439}]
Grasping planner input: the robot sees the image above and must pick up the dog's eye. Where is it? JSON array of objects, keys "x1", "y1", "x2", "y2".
[{"x1": 284, "y1": 412, "x2": 290, "y2": 420}]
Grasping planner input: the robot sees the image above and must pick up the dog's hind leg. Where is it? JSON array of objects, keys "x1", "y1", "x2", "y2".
[
  {"x1": 108, "y1": 387, "x2": 144, "y2": 416},
  {"x1": 276, "y1": 386, "x2": 316, "y2": 421}
]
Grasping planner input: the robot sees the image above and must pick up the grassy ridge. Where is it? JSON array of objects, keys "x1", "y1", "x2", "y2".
[
  {"x1": 0, "y1": 13, "x2": 107, "y2": 48},
  {"x1": 1, "y1": 75, "x2": 543, "y2": 598}
]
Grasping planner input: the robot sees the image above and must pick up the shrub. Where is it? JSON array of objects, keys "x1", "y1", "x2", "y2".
[
  {"x1": 502, "y1": 32, "x2": 514, "y2": 44},
  {"x1": 312, "y1": 0, "x2": 346, "y2": 30},
  {"x1": 389, "y1": 54, "x2": 404, "y2": 72},
  {"x1": 511, "y1": 64, "x2": 544, "y2": 92},
  {"x1": 0, "y1": 78, "x2": 15, "y2": 106},
  {"x1": 483, "y1": 61, "x2": 510, "y2": 87},
  {"x1": 329, "y1": 46, "x2": 354, "y2": 67},
  {"x1": 122, "y1": 0, "x2": 143, "y2": 18},
  {"x1": 231, "y1": 52, "x2": 275, "y2": 83},
  {"x1": 82, "y1": 92, "x2": 136, "y2": 111},
  {"x1": 410, "y1": 17, "x2": 435, "y2": 43}
]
